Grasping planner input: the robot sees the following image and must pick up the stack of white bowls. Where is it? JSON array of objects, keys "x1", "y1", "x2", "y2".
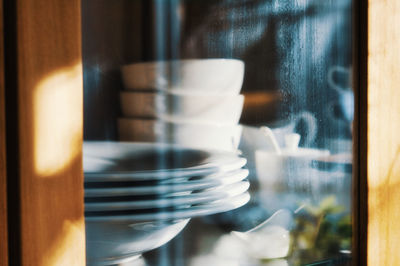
[
  {"x1": 84, "y1": 141, "x2": 250, "y2": 265},
  {"x1": 119, "y1": 59, "x2": 245, "y2": 151}
]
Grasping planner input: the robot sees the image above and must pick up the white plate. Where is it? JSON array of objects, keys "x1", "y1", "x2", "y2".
[
  {"x1": 85, "y1": 158, "x2": 246, "y2": 183},
  {"x1": 84, "y1": 141, "x2": 246, "y2": 181},
  {"x1": 84, "y1": 168, "x2": 248, "y2": 189},
  {"x1": 85, "y1": 192, "x2": 250, "y2": 222},
  {"x1": 85, "y1": 181, "x2": 250, "y2": 211},
  {"x1": 84, "y1": 169, "x2": 248, "y2": 197}
]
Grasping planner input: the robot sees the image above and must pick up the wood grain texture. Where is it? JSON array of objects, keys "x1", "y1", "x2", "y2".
[
  {"x1": 0, "y1": 0, "x2": 9, "y2": 264},
  {"x1": 368, "y1": 0, "x2": 400, "y2": 265},
  {"x1": 14, "y1": 0, "x2": 85, "y2": 264}
]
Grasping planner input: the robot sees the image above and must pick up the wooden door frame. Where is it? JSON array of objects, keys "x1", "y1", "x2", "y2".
[
  {"x1": 3, "y1": 0, "x2": 85, "y2": 265},
  {"x1": 0, "y1": 0, "x2": 9, "y2": 264},
  {"x1": 354, "y1": 1, "x2": 400, "y2": 265},
  {"x1": 362, "y1": 0, "x2": 400, "y2": 265}
]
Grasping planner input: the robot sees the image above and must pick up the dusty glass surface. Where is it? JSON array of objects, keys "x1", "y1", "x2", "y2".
[{"x1": 82, "y1": 0, "x2": 353, "y2": 265}]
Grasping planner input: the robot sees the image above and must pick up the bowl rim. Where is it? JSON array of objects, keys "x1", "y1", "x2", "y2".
[{"x1": 121, "y1": 58, "x2": 245, "y2": 69}]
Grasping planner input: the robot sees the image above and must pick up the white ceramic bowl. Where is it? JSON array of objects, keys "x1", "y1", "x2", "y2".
[
  {"x1": 86, "y1": 192, "x2": 251, "y2": 265},
  {"x1": 117, "y1": 118, "x2": 243, "y2": 152},
  {"x1": 119, "y1": 91, "x2": 244, "y2": 125},
  {"x1": 121, "y1": 59, "x2": 245, "y2": 94},
  {"x1": 86, "y1": 218, "x2": 190, "y2": 265}
]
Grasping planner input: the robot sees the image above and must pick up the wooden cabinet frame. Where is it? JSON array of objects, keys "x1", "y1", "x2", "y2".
[
  {"x1": 361, "y1": 0, "x2": 400, "y2": 265},
  {"x1": 0, "y1": 0, "x2": 8, "y2": 264},
  {"x1": 2, "y1": 0, "x2": 85, "y2": 265},
  {"x1": 1, "y1": 0, "x2": 399, "y2": 265}
]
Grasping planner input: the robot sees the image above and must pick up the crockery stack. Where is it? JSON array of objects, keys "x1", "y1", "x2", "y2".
[
  {"x1": 118, "y1": 59, "x2": 245, "y2": 151},
  {"x1": 84, "y1": 141, "x2": 250, "y2": 265}
]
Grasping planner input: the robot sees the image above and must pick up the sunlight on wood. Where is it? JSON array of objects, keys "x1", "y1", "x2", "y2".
[
  {"x1": 34, "y1": 64, "x2": 83, "y2": 177},
  {"x1": 41, "y1": 217, "x2": 86, "y2": 266},
  {"x1": 368, "y1": 0, "x2": 400, "y2": 265},
  {"x1": 367, "y1": 153, "x2": 400, "y2": 266}
]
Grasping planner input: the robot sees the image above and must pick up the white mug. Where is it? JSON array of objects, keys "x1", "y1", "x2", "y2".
[
  {"x1": 270, "y1": 111, "x2": 318, "y2": 147},
  {"x1": 327, "y1": 65, "x2": 354, "y2": 124}
]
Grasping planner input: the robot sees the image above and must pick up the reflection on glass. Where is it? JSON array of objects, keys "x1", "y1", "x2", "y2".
[{"x1": 82, "y1": 0, "x2": 353, "y2": 265}]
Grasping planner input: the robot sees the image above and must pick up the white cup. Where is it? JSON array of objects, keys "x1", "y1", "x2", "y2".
[
  {"x1": 269, "y1": 111, "x2": 318, "y2": 147},
  {"x1": 121, "y1": 59, "x2": 245, "y2": 94},
  {"x1": 118, "y1": 118, "x2": 243, "y2": 152},
  {"x1": 120, "y1": 91, "x2": 244, "y2": 125},
  {"x1": 255, "y1": 148, "x2": 330, "y2": 192},
  {"x1": 327, "y1": 65, "x2": 354, "y2": 125}
]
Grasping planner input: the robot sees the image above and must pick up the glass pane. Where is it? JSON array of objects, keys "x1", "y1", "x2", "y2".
[{"x1": 82, "y1": 0, "x2": 353, "y2": 265}]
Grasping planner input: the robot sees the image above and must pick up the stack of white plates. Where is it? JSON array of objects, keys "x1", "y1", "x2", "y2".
[{"x1": 84, "y1": 142, "x2": 250, "y2": 265}]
